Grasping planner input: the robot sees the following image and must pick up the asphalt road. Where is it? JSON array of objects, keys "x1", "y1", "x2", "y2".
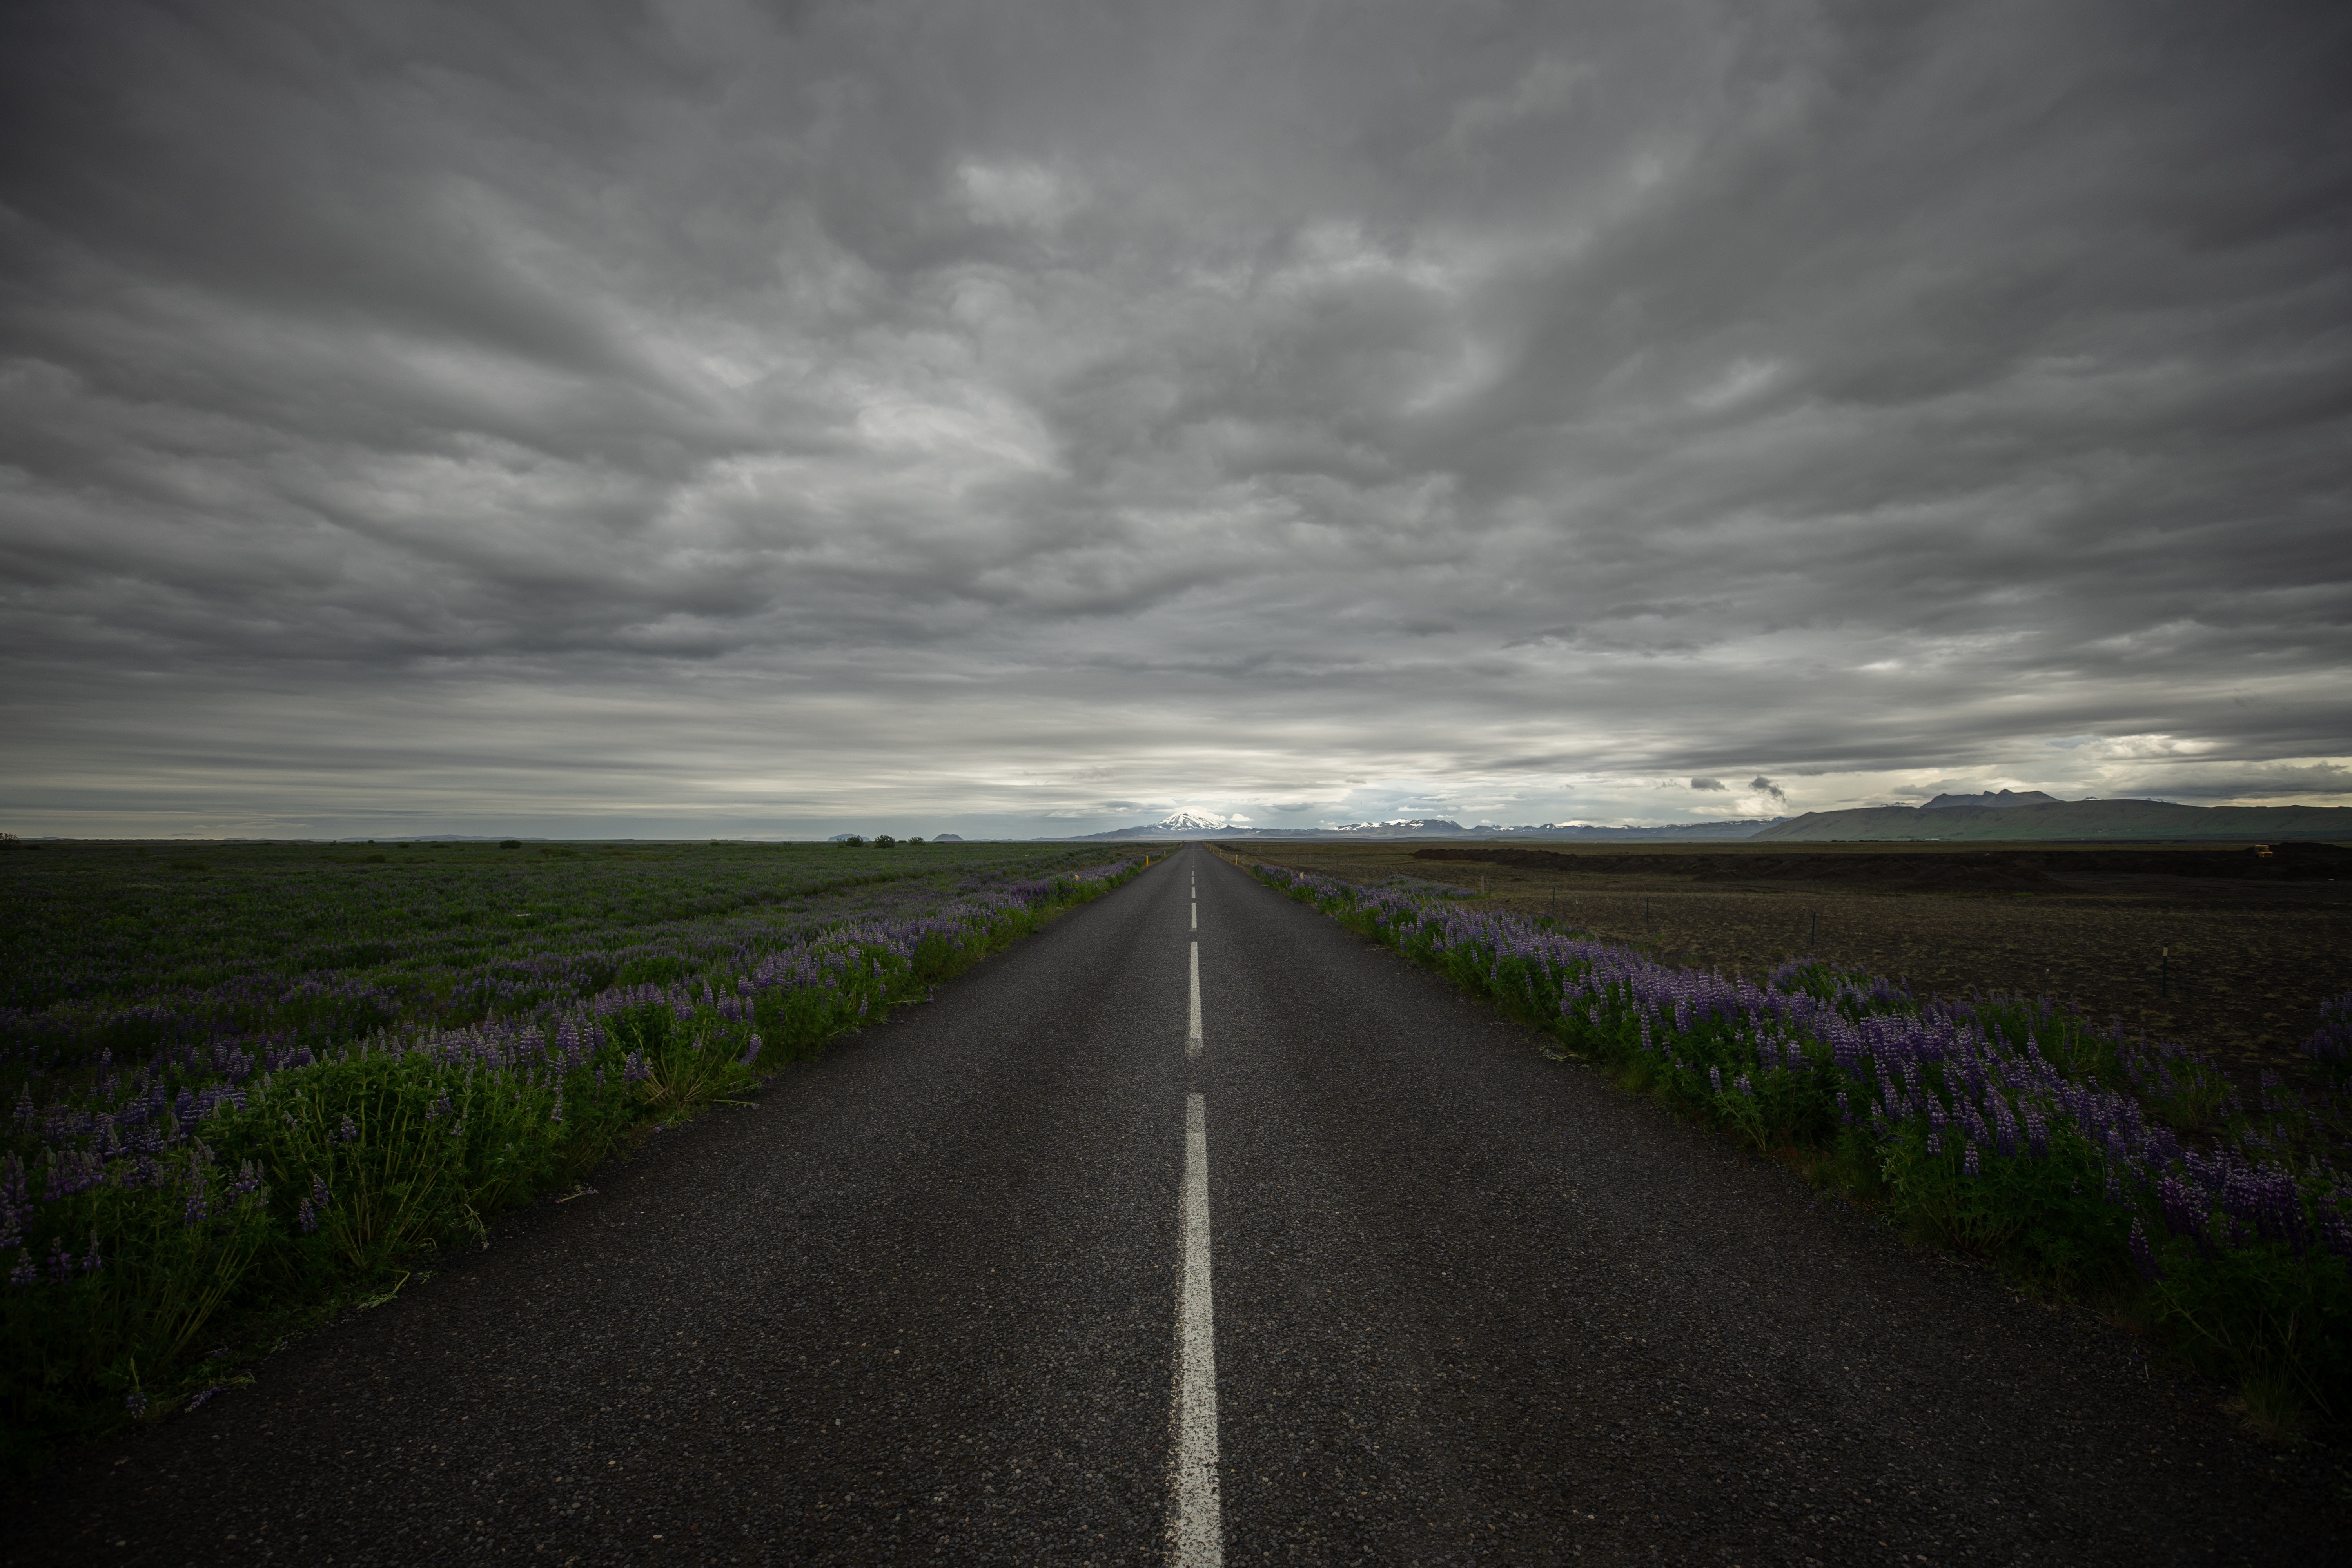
[{"x1": 18, "y1": 845, "x2": 2342, "y2": 1564}]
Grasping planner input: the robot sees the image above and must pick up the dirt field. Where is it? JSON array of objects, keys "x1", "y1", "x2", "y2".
[{"x1": 1223, "y1": 840, "x2": 2352, "y2": 1089}]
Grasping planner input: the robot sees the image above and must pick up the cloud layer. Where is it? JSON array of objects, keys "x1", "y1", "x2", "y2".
[{"x1": 3, "y1": 1, "x2": 2347, "y2": 837}]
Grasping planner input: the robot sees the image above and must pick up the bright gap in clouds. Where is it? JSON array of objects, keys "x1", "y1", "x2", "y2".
[{"x1": 0, "y1": 1, "x2": 2346, "y2": 838}]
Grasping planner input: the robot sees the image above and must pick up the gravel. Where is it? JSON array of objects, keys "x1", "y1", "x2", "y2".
[{"x1": 13, "y1": 846, "x2": 2341, "y2": 1564}]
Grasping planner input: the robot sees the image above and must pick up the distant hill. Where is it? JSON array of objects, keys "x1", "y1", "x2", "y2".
[
  {"x1": 369, "y1": 834, "x2": 549, "y2": 842},
  {"x1": 1921, "y1": 789, "x2": 2058, "y2": 810},
  {"x1": 1755, "y1": 798, "x2": 2352, "y2": 842}
]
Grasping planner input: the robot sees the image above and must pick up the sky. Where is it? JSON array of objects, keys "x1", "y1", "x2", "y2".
[{"x1": 3, "y1": 0, "x2": 2348, "y2": 840}]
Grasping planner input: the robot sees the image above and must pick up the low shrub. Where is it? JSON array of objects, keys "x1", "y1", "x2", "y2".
[{"x1": 2305, "y1": 989, "x2": 2352, "y2": 1086}]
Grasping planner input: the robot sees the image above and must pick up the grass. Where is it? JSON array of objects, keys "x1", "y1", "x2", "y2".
[
  {"x1": 633, "y1": 1027, "x2": 759, "y2": 1122},
  {"x1": 0, "y1": 838, "x2": 1111, "y2": 1076},
  {"x1": 0, "y1": 841, "x2": 1149, "y2": 1479},
  {"x1": 2231, "y1": 1371, "x2": 2323, "y2": 1446}
]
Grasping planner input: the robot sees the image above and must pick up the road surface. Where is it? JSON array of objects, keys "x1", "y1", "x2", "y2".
[{"x1": 18, "y1": 846, "x2": 2338, "y2": 1564}]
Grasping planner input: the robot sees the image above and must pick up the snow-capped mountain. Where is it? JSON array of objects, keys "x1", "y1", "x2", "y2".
[
  {"x1": 1065, "y1": 813, "x2": 1784, "y2": 842},
  {"x1": 1073, "y1": 813, "x2": 1465, "y2": 840},
  {"x1": 1072, "y1": 811, "x2": 1247, "y2": 840},
  {"x1": 1155, "y1": 811, "x2": 1239, "y2": 832}
]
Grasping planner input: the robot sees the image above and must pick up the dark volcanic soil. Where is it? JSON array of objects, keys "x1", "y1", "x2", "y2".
[
  {"x1": 1414, "y1": 840, "x2": 2352, "y2": 893},
  {"x1": 1234, "y1": 841, "x2": 2352, "y2": 1091}
]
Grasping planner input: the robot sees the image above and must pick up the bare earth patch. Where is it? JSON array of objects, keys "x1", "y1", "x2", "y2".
[{"x1": 1225, "y1": 839, "x2": 2352, "y2": 1090}]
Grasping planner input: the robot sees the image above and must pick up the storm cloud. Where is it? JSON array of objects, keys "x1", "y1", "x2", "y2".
[{"x1": 3, "y1": 1, "x2": 2347, "y2": 837}]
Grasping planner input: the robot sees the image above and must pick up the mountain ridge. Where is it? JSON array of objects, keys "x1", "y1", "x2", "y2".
[
  {"x1": 1065, "y1": 815, "x2": 1784, "y2": 842},
  {"x1": 1921, "y1": 789, "x2": 2059, "y2": 811},
  {"x1": 1061, "y1": 797, "x2": 2352, "y2": 844}
]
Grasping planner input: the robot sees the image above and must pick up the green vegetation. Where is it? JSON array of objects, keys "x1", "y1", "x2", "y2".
[
  {"x1": 0, "y1": 840, "x2": 1088, "y2": 1068},
  {"x1": 1237, "y1": 854, "x2": 2352, "y2": 1438},
  {"x1": 1, "y1": 840, "x2": 1143, "y2": 1477}
]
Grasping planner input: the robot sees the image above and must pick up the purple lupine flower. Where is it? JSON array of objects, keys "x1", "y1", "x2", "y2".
[
  {"x1": 44, "y1": 1148, "x2": 107, "y2": 1202},
  {"x1": 2319, "y1": 1207, "x2": 2352, "y2": 1263},
  {"x1": 81, "y1": 1232, "x2": 101, "y2": 1275},
  {"x1": 0, "y1": 1152, "x2": 28, "y2": 1252},
  {"x1": 1963, "y1": 1141, "x2": 1980, "y2": 1177},
  {"x1": 226, "y1": 1160, "x2": 263, "y2": 1203},
  {"x1": 299, "y1": 1171, "x2": 332, "y2": 1232},
  {"x1": 1708, "y1": 1065, "x2": 1724, "y2": 1094},
  {"x1": 337, "y1": 1113, "x2": 359, "y2": 1143},
  {"x1": 2303, "y1": 990, "x2": 2352, "y2": 1074},
  {"x1": 2158, "y1": 1174, "x2": 2209, "y2": 1250},
  {"x1": 124, "y1": 1390, "x2": 148, "y2": 1417},
  {"x1": 549, "y1": 1091, "x2": 564, "y2": 1124}
]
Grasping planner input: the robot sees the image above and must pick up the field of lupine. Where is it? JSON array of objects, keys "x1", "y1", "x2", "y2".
[
  {"x1": 1237, "y1": 856, "x2": 2352, "y2": 1438},
  {"x1": 0, "y1": 840, "x2": 1145, "y2": 1476}
]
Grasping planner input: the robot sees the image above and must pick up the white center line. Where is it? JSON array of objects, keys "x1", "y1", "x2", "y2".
[
  {"x1": 1190, "y1": 902, "x2": 1197, "y2": 930},
  {"x1": 1187, "y1": 942, "x2": 1203, "y2": 1056},
  {"x1": 1172, "y1": 1092, "x2": 1223, "y2": 1567}
]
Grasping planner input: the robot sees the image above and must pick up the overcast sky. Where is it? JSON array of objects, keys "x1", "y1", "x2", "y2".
[{"x1": 3, "y1": 1, "x2": 2347, "y2": 839}]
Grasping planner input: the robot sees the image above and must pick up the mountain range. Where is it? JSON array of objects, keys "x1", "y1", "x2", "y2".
[
  {"x1": 1068, "y1": 814, "x2": 1784, "y2": 842},
  {"x1": 1065, "y1": 798, "x2": 2352, "y2": 844},
  {"x1": 1920, "y1": 789, "x2": 2059, "y2": 810}
]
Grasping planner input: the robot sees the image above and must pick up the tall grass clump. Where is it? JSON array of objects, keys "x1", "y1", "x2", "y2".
[
  {"x1": 2305, "y1": 989, "x2": 2352, "y2": 1087},
  {"x1": 0, "y1": 854, "x2": 1141, "y2": 1477},
  {"x1": 1240, "y1": 858, "x2": 2352, "y2": 1435}
]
